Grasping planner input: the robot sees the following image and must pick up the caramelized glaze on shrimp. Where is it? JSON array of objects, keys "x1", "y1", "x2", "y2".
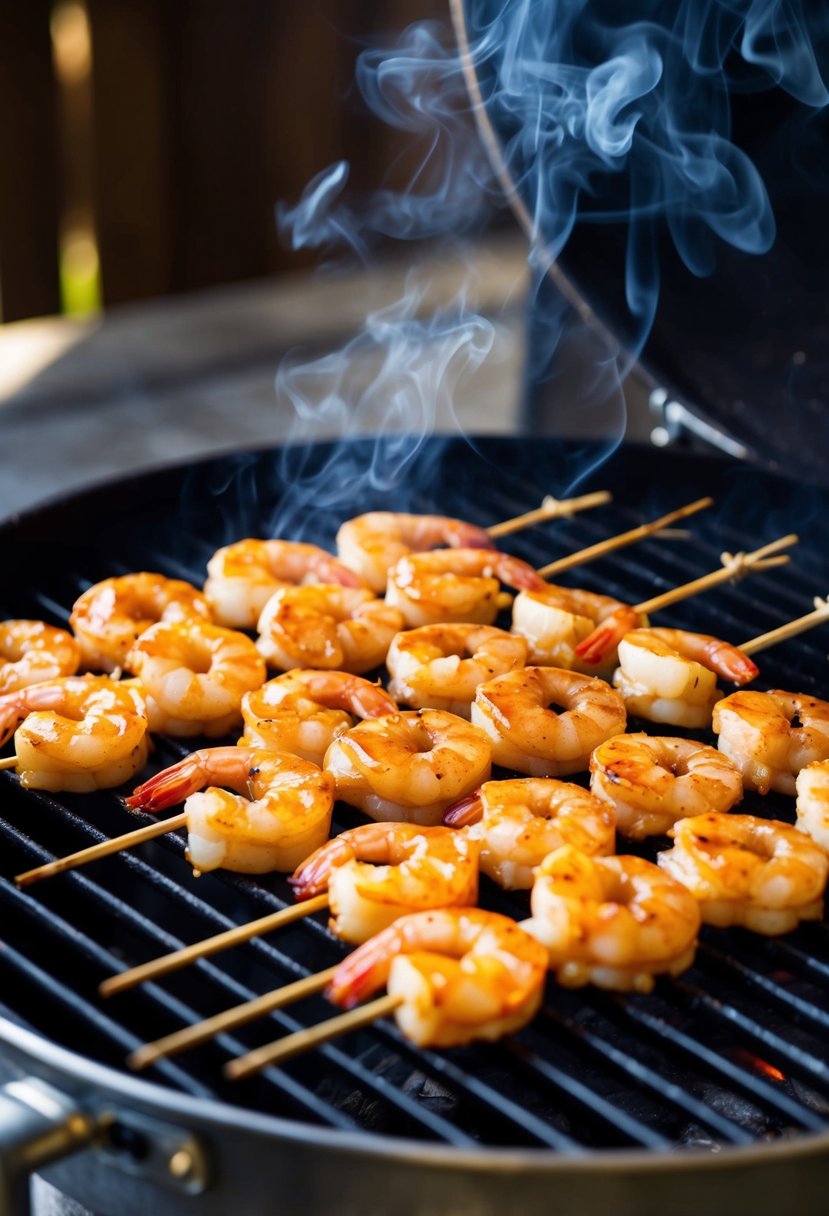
[
  {"x1": 0, "y1": 674, "x2": 149, "y2": 792},
  {"x1": 589, "y1": 733, "x2": 743, "y2": 840},
  {"x1": 70, "y1": 573, "x2": 212, "y2": 673},
  {"x1": 0, "y1": 620, "x2": 80, "y2": 693},
  {"x1": 205, "y1": 539, "x2": 363, "y2": 629},
  {"x1": 471, "y1": 666, "x2": 626, "y2": 777},
  {"x1": 386, "y1": 623, "x2": 527, "y2": 718},
  {"x1": 796, "y1": 761, "x2": 829, "y2": 852},
  {"x1": 324, "y1": 709, "x2": 492, "y2": 825},
  {"x1": 613, "y1": 627, "x2": 758, "y2": 728},
  {"x1": 240, "y1": 669, "x2": 396, "y2": 766},
  {"x1": 713, "y1": 689, "x2": 829, "y2": 795},
  {"x1": 127, "y1": 620, "x2": 265, "y2": 737},
  {"x1": 444, "y1": 777, "x2": 615, "y2": 889},
  {"x1": 126, "y1": 745, "x2": 334, "y2": 874},
  {"x1": 336, "y1": 512, "x2": 494, "y2": 594},
  {"x1": 256, "y1": 585, "x2": 404, "y2": 675},
  {"x1": 289, "y1": 822, "x2": 479, "y2": 943},
  {"x1": 386, "y1": 549, "x2": 545, "y2": 629},
  {"x1": 327, "y1": 908, "x2": 548, "y2": 1048},
  {"x1": 511, "y1": 585, "x2": 644, "y2": 673},
  {"x1": 659, "y1": 812, "x2": 829, "y2": 935},
  {"x1": 523, "y1": 845, "x2": 701, "y2": 993}
]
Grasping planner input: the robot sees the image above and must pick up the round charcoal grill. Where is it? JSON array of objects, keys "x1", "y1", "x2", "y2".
[{"x1": 2, "y1": 435, "x2": 829, "y2": 1215}]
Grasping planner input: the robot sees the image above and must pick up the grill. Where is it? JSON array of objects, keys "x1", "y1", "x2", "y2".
[{"x1": 3, "y1": 435, "x2": 829, "y2": 1214}]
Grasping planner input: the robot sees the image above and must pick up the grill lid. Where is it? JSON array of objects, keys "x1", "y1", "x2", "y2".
[{"x1": 455, "y1": 0, "x2": 829, "y2": 481}]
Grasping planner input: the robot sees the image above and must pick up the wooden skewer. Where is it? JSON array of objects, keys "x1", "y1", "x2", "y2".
[
  {"x1": 101, "y1": 894, "x2": 329, "y2": 998},
  {"x1": 739, "y1": 596, "x2": 829, "y2": 657},
  {"x1": 127, "y1": 964, "x2": 341, "y2": 1071},
  {"x1": 487, "y1": 490, "x2": 611, "y2": 538},
  {"x1": 634, "y1": 534, "x2": 798, "y2": 615},
  {"x1": 537, "y1": 496, "x2": 713, "y2": 579},
  {"x1": 0, "y1": 757, "x2": 17, "y2": 772},
  {"x1": 224, "y1": 995, "x2": 404, "y2": 1080},
  {"x1": 14, "y1": 811, "x2": 188, "y2": 888}
]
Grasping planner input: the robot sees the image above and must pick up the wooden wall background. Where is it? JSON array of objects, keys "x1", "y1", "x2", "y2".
[{"x1": 0, "y1": 0, "x2": 448, "y2": 321}]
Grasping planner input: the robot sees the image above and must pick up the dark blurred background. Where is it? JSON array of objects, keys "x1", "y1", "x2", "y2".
[{"x1": 0, "y1": 0, "x2": 456, "y2": 323}]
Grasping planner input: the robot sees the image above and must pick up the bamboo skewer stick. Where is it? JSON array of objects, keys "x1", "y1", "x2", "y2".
[
  {"x1": 0, "y1": 757, "x2": 17, "y2": 771},
  {"x1": 101, "y1": 894, "x2": 329, "y2": 998},
  {"x1": 537, "y1": 497, "x2": 713, "y2": 579},
  {"x1": 634, "y1": 534, "x2": 798, "y2": 615},
  {"x1": 740, "y1": 596, "x2": 829, "y2": 657},
  {"x1": 14, "y1": 811, "x2": 189, "y2": 888},
  {"x1": 487, "y1": 490, "x2": 611, "y2": 538},
  {"x1": 127, "y1": 964, "x2": 341, "y2": 1071},
  {"x1": 224, "y1": 995, "x2": 404, "y2": 1080}
]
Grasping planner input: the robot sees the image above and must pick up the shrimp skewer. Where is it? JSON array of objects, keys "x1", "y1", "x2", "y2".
[
  {"x1": 256, "y1": 585, "x2": 404, "y2": 674},
  {"x1": 511, "y1": 585, "x2": 644, "y2": 675},
  {"x1": 124, "y1": 746, "x2": 335, "y2": 874},
  {"x1": 101, "y1": 822, "x2": 479, "y2": 999},
  {"x1": 204, "y1": 539, "x2": 364, "y2": 629},
  {"x1": 444, "y1": 778, "x2": 615, "y2": 890},
  {"x1": 0, "y1": 620, "x2": 80, "y2": 693},
  {"x1": 240, "y1": 669, "x2": 397, "y2": 765},
  {"x1": 523, "y1": 846, "x2": 701, "y2": 993},
  {"x1": 658, "y1": 812, "x2": 829, "y2": 935},
  {"x1": 612, "y1": 627, "x2": 758, "y2": 729},
  {"x1": 796, "y1": 761, "x2": 829, "y2": 852},
  {"x1": 324, "y1": 709, "x2": 492, "y2": 825},
  {"x1": 222, "y1": 909, "x2": 548, "y2": 1076},
  {"x1": 0, "y1": 674, "x2": 149, "y2": 793}
]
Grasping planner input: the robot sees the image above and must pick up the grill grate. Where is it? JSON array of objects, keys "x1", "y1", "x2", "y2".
[{"x1": 2, "y1": 437, "x2": 829, "y2": 1154}]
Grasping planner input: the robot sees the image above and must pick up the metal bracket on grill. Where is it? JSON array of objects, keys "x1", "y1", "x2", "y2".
[
  {"x1": 0, "y1": 1079, "x2": 98, "y2": 1216},
  {"x1": 96, "y1": 1109, "x2": 209, "y2": 1196},
  {"x1": 649, "y1": 387, "x2": 751, "y2": 460}
]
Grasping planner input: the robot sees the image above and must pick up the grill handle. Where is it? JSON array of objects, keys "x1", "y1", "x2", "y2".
[{"x1": 0, "y1": 1079, "x2": 98, "y2": 1216}]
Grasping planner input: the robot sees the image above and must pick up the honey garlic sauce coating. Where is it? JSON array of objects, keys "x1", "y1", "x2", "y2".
[
  {"x1": 658, "y1": 812, "x2": 829, "y2": 935},
  {"x1": 714, "y1": 689, "x2": 829, "y2": 796},
  {"x1": 323, "y1": 709, "x2": 492, "y2": 826},
  {"x1": 590, "y1": 733, "x2": 743, "y2": 840}
]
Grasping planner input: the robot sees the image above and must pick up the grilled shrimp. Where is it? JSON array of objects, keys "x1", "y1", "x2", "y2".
[
  {"x1": 126, "y1": 746, "x2": 334, "y2": 874},
  {"x1": 659, "y1": 812, "x2": 829, "y2": 935},
  {"x1": 127, "y1": 620, "x2": 266, "y2": 737},
  {"x1": 289, "y1": 822, "x2": 480, "y2": 943},
  {"x1": 0, "y1": 620, "x2": 80, "y2": 693},
  {"x1": 796, "y1": 761, "x2": 829, "y2": 852},
  {"x1": 385, "y1": 548, "x2": 545, "y2": 629},
  {"x1": 256, "y1": 585, "x2": 404, "y2": 675},
  {"x1": 713, "y1": 689, "x2": 829, "y2": 795},
  {"x1": 336, "y1": 512, "x2": 494, "y2": 594},
  {"x1": 70, "y1": 572, "x2": 212, "y2": 673},
  {"x1": 204, "y1": 539, "x2": 363, "y2": 629},
  {"x1": 444, "y1": 778, "x2": 614, "y2": 890},
  {"x1": 589, "y1": 734, "x2": 743, "y2": 840},
  {"x1": 0, "y1": 674, "x2": 149, "y2": 792},
  {"x1": 324, "y1": 709, "x2": 492, "y2": 825},
  {"x1": 326, "y1": 908, "x2": 548, "y2": 1048},
  {"x1": 613, "y1": 627, "x2": 758, "y2": 728},
  {"x1": 240, "y1": 669, "x2": 396, "y2": 766},
  {"x1": 523, "y1": 846, "x2": 701, "y2": 993},
  {"x1": 386, "y1": 624, "x2": 527, "y2": 719},
  {"x1": 471, "y1": 666, "x2": 626, "y2": 777},
  {"x1": 511, "y1": 584, "x2": 645, "y2": 674}
]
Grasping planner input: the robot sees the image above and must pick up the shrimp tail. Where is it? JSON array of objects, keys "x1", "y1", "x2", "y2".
[
  {"x1": 326, "y1": 934, "x2": 393, "y2": 1008},
  {"x1": 575, "y1": 607, "x2": 639, "y2": 665},
  {"x1": 709, "y1": 643, "x2": 760, "y2": 686},
  {"x1": 501, "y1": 557, "x2": 546, "y2": 592},
  {"x1": 0, "y1": 702, "x2": 25, "y2": 748},
  {"x1": 456, "y1": 525, "x2": 497, "y2": 551},
  {"x1": 288, "y1": 838, "x2": 349, "y2": 900},
  {"x1": 443, "y1": 789, "x2": 484, "y2": 828},
  {"x1": 125, "y1": 756, "x2": 204, "y2": 813}
]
